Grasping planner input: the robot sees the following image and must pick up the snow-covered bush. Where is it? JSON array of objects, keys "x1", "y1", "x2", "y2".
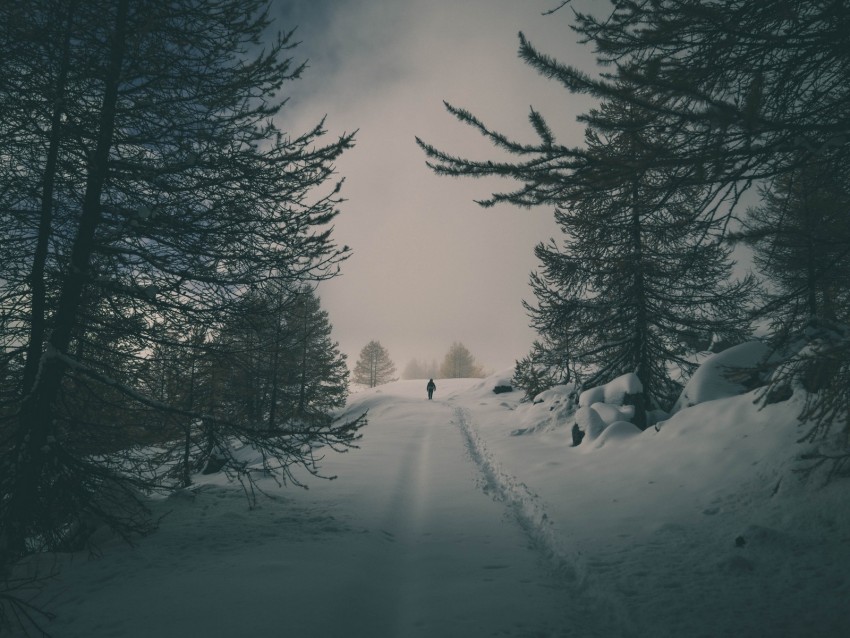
[
  {"x1": 671, "y1": 341, "x2": 771, "y2": 414},
  {"x1": 571, "y1": 373, "x2": 649, "y2": 445},
  {"x1": 578, "y1": 372, "x2": 643, "y2": 408},
  {"x1": 510, "y1": 383, "x2": 577, "y2": 435},
  {"x1": 512, "y1": 341, "x2": 571, "y2": 401}
]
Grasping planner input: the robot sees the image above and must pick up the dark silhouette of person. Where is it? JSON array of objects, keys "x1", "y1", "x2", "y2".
[{"x1": 426, "y1": 378, "x2": 436, "y2": 400}]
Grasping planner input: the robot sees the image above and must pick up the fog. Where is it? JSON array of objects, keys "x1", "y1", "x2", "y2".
[{"x1": 272, "y1": 0, "x2": 598, "y2": 373}]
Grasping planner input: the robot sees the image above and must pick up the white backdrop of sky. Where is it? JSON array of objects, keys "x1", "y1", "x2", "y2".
[{"x1": 271, "y1": 0, "x2": 599, "y2": 374}]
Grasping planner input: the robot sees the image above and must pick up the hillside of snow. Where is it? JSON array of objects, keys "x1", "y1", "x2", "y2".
[{"x1": 13, "y1": 357, "x2": 850, "y2": 637}]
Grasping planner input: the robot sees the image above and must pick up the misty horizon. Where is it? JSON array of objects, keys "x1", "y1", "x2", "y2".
[{"x1": 272, "y1": 0, "x2": 599, "y2": 372}]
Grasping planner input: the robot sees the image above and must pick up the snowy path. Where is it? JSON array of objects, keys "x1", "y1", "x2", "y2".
[
  {"x1": 288, "y1": 384, "x2": 577, "y2": 636},
  {"x1": 30, "y1": 375, "x2": 850, "y2": 637},
  {"x1": 34, "y1": 380, "x2": 579, "y2": 638}
]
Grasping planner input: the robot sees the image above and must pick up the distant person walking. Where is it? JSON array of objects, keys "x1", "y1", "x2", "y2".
[{"x1": 426, "y1": 378, "x2": 436, "y2": 400}]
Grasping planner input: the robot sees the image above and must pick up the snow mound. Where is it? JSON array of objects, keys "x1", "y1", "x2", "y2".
[
  {"x1": 587, "y1": 420, "x2": 642, "y2": 450},
  {"x1": 590, "y1": 401, "x2": 634, "y2": 425},
  {"x1": 579, "y1": 372, "x2": 642, "y2": 407},
  {"x1": 672, "y1": 340, "x2": 770, "y2": 413},
  {"x1": 492, "y1": 373, "x2": 513, "y2": 388},
  {"x1": 532, "y1": 384, "x2": 571, "y2": 405},
  {"x1": 466, "y1": 368, "x2": 515, "y2": 398},
  {"x1": 574, "y1": 405, "x2": 607, "y2": 441}
]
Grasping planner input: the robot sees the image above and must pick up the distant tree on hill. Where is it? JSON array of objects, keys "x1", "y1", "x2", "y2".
[
  {"x1": 440, "y1": 342, "x2": 485, "y2": 379},
  {"x1": 353, "y1": 341, "x2": 397, "y2": 388}
]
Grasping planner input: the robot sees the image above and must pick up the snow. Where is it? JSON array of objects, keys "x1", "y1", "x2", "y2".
[
  {"x1": 575, "y1": 405, "x2": 608, "y2": 441},
  {"x1": 578, "y1": 372, "x2": 643, "y2": 408},
  {"x1": 671, "y1": 340, "x2": 771, "y2": 413},
  {"x1": 589, "y1": 401, "x2": 634, "y2": 425},
  {"x1": 586, "y1": 420, "x2": 641, "y2": 450},
  {"x1": 16, "y1": 368, "x2": 850, "y2": 638}
]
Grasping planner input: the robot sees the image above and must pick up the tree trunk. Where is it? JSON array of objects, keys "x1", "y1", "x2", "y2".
[
  {"x1": 8, "y1": 0, "x2": 130, "y2": 556},
  {"x1": 21, "y1": 1, "x2": 77, "y2": 395},
  {"x1": 629, "y1": 174, "x2": 649, "y2": 429},
  {"x1": 267, "y1": 300, "x2": 284, "y2": 429},
  {"x1": 297, "y1": 304, "x2": 310, "y2": 417}
]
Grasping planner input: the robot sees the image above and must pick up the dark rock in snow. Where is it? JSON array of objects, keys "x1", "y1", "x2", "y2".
[
  {"x1": 493, "y1": 385, "x2": 513, "y2": 394},
  {"x1": 765, "y1": 383, "x2": 793, "y2": 405},
  {"x1": 202, "y1": 453, "x2": 227, "y2": 475},
  {"x1": 571, "y1": 423, "x2": 585, "y2": 447}
]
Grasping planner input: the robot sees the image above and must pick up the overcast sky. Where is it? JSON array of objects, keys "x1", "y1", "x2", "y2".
[{"x1": 270, "y1": 0, "x2": 599, "y2": 374}]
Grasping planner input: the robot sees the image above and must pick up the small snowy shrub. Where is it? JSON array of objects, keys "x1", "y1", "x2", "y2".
[{"x1": 671, "y1": 341, "x2": 771, "y2": 413}]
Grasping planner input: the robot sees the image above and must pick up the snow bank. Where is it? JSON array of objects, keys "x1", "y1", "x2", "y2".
[
  {"x1": 587, "y1": 420, "x2": 641, "y2": 450},
  {"x1": 465, "y1": 370, "x2": 850, "y2": 637},
  {"x1": 510, "y1": 384, "x2": 575, "y2": 435},
  {"x1": 672, "y1": 340, "x2": 770, "y2": 413}
]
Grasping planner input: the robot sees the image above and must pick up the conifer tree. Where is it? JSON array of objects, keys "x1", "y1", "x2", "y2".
[
  {"x1": 513, "y1": 339, "x2": 572, "y2": 402},
  {"x1": 733, "y1": 161, "x2": 850, "y2": 472},
  {"x1": 353, "y1": 341, "x2": 397, "y2": 388},
  {"x1": 0, "y1": 0, "x2": 362, "y2": 560},
  {"x1": 275, "y1": 288, "x2": 349, "y2": 425},
  {"x1": 540, "y1": 0, "x2": 850, "y2": 187},
  {"x1": 440, "y1": 342, "x2": 485, "y2": 379},
  {"x1": 736, "y1": 162, "x2": 850, "y2": 342},
  {"x1": 420, "y1": 94, "x2": 752, "y2": 424}
]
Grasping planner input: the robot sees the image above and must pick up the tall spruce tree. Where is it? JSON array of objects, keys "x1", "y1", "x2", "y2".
[
  {"x1": 0, "y1": 0, "x2": 363, "y2": 560},
  {"x1": 736, "y1": 161, "x2": 850, "y2": 341},
  {"x1": 419, "y1": 92, "x2": 752, "y2": 424},
  {"x1": 275, "y1": 288, "x2": 350, "y2": 425},
  {"x1": 733, "y1": 160, "x2": 850, "y2": 471},
  {"x1": 534, "y1": 100, "x2": 752, "y2": 421}
]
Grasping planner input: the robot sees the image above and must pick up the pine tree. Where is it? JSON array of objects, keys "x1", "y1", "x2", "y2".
[
  {"x1": 736, "y1": 162, "x2": 850, "y2": 340},
  {"x1": 353, "y1": 341, "x2": 397, "y2": 388},
  {"x1": 420, "y1": 92, "x2": 752, "y2": 424},
  {"x1": 276, "y1": 288, "x2": 349, "y2": 425},
  {"x1": 440, "y1": 342, "x2": 485, "y2": 379},
  {"x1": 514, "y1": 1, "x2": 850, "y2": 195},
  {"x1": 733, "y1": 161, "x2": 850, "y2": 471},
  {"x1": 0, "y1": 0, "x2": 362, "y2": 560},
  {"x1": 512, "y1": 339, "x2": 572, "y2": 402}
]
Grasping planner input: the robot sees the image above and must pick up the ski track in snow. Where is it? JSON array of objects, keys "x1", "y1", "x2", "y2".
[{"x1": 450, "y1": 403, "x2": 587, "y2": 586}]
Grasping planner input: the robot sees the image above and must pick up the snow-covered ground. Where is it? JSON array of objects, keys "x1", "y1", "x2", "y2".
[{"x1": 17, "y1": 364, "x2": 850, "y2": 637}]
